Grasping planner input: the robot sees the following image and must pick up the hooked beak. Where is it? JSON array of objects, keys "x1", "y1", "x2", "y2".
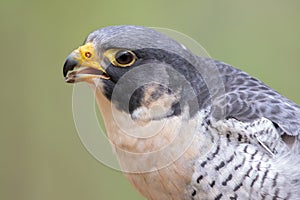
[{"x1": 63, "y1": 43, "x2": 110, "y2": 83}]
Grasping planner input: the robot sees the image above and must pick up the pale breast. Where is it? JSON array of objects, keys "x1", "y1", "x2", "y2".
[{"x1": 91, "y1": 83, "x2": 214, "y2": 199}]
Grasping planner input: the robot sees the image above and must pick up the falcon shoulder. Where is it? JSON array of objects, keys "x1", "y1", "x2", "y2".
[{"x1": 200, "y1": 57, "x2": 300, "y2": 138}]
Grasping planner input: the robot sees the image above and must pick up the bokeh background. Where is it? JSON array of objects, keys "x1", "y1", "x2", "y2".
[{"x1": 1, "y1": 1, "x2": 300, "y2": 200}]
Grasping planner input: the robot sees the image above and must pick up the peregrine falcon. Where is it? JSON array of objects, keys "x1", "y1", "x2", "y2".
[{"x1": 63, "y1": 25, "x2": 300, "y2": 200}]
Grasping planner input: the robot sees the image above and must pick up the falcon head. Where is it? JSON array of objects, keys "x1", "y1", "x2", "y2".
[{"x1": 63, "y1": 25, "x2": 210, "y2": 121}]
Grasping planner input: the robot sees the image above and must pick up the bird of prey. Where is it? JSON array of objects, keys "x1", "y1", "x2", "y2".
[{"x1": 63, "y1": 25, "x2": 300, "y2": 200}]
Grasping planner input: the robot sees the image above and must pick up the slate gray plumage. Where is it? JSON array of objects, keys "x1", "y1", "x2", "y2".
[{"x1": 63, "y1": 25, "x2": 300, "y2": 200}]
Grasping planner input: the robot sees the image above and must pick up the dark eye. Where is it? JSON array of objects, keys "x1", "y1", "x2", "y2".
[{"x1": 115, "y1": 50, "x2": 136, "y2": 66}]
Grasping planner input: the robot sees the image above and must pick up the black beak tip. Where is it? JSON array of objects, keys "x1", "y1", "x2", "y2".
[{"x1": 63, "y1": 58, "x2": 78, "y2": 77}]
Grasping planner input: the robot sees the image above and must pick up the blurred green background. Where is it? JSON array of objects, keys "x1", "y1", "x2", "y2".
[{"x1": 1, "y1": 0, "x2": 300, "y2": 200}]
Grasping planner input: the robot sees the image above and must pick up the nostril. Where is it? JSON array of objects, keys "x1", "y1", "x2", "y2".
[{"x1": 63, "y1": 58, "x2": 78, "y2": 77}]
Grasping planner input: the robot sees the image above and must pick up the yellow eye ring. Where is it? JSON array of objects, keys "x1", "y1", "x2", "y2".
[
  {"x1": 104, "y1": 49, "x2": 137, "y2": 67},
  {"x1": 115, "y1": 50, "x2": 136, "y2": 66}
]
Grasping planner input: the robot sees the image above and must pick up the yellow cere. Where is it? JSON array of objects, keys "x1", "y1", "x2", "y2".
[
  {"x1": 73, "y1": 43, "x2": 107, "y2": 74},
  {"x1": 79, "y1": 42, "x2": 96, "y2": 59}
]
